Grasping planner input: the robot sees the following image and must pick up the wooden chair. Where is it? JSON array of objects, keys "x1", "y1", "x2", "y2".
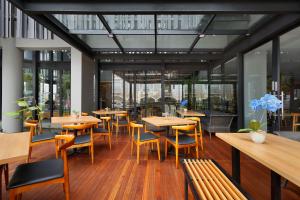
[
  {"x1": 0, "y1": 164, "x2": 8, "y2": 199},
  {"x1": 24, "y1": 122, "x2": 57, "y2": 162},
  {"x1": 93, "y1": 117, "x2": 112, "y2": 150},
  {"x1": 165, "y1": 124, "x2": 199, "y2": 168},
  {"x1": 112, "y1": 113, "x2": 130, "y2": 137},
  {"x1": 8, "y1": 134, "x2": 75, "y2": 200},
  {"x1": 292, "y1": 113, "x2": 300, "y2": 132},
  {"x1": 130, "y1": 121, "x2": 160, "y2": 164},
  {"x1": 81, "y1": 112, "x2": 89, "y2": 116},
  {"x1": 183, "y1": 117, "x2": 204, "y2": 151},
  {"x1": 60, "y1": 123, "x2": 95, "y2": 164}
]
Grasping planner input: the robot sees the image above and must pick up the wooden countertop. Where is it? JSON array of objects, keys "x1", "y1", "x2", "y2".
[
  {"x1": 0, "y1": 132, "x2": 30, "y2": 165},
  {"x1": 142, "y1": 116, "x2": 196, "y2": 127},
  {"x1": 92, "y1": 110, "x2": 127, "y2": 115},
  {"x1": 216, "y1": 133, "x2": 300, "y2": 187},
  {"x1": 176, "y1": 110, "x2": 205, "y2": 117},
  {"x1": 51, "y1": 115, "x2": 101, "y2": 124}
]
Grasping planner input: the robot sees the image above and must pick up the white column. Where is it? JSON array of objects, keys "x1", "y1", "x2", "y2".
[
  {"x1": 71, "y1": 47, "x2": 96, "y2": 114},
  {"x1": 2, "y1": 38, "x2": 23, "y2": 133},
  {"x1": 71, "y1": 47, "x2": 83, "y2": 113}
]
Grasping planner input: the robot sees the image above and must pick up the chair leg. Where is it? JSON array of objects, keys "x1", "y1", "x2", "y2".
[
  {"x1": 9, "y1": 189, "x2": 16, "y2": 200},
  {"x1": 131, "y1": 140, "x2": 134, "y2": 156},
  {"x1": 4, "y1": 164, "x2": 8, "y2": 187},
  {"x1": 91, "y1": 145, "x2": 94, "y2": 164},
  {"x1": 195, "y1": 145, "x2": 199, "y2": 159},
  {"x1": 17, "y1": 193, "x2": 22, "y2": 200},
  {"x1": 165, "y1": 141, "x2": 168, "y2": 159},
  {"x1": 188, "y1": 147, "x2": 190, "y2": 154},
  {"x1": 200, "y1": 136, "x2": 204, "y2": 151},
  {"x1": 156, "y1": 141, "x2": 160, "y2": 161},
  {"x1": 27, "y1": 147, "x2": 32, "y2": 162},
  {"x1": 137, "y1": 145, "x2": 140, "y2": 164},
  {"x1": 209, "y1": 132, "x2": 212, "y2": 140},
  {"x1": 116, "y1": 126, "x2": 119, "y2": 137},
  {"x1": 175, "y1": 147, "x2": 179, "y2": 168},
  {"x1": 108, "y1": 134, "x2": 112, "y2": 150},
  {"x1": 64, "y1": 179, "x2": 71, "y2": 200}
]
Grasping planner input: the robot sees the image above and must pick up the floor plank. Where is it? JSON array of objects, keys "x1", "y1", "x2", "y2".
[{"x1": 1, "y1": 132, "x2": 300, "y2": 200}]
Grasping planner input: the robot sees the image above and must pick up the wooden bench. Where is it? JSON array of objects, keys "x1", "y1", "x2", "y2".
[{"x1": 181, "y1": 159, "x2": 251, "y2": 200}]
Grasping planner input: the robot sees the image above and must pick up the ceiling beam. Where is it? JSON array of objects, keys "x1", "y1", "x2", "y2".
[
  {"x1": 7, "y1": 0, "x2": 94, "y2": 58},
  {"x1": 96, "y1": 53, "x2": 223, "y2": 60},
  {"x1": 97, "y1": 14, "x2": 125, "y2": 53},
  {"x1": 188, "y1": 15, "x2": 216, "y2": 53},
  {"x1": 22, "y1": 1, "x2": 300, "y2": 14}
]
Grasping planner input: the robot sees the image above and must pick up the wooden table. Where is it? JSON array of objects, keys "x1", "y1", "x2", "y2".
[
  {"x1": 51, "y1": 115, "x2": 101, "y2": 125},
  {"x1": 0, "y1": 132, "x2": 30, "y2": 197},
  {"x1": 142, "y1": 117, "x2": 196, "y2": 161},
  {"x1": 142, "y1": 116, "x2": 196, "y2": 127},
  {"x1": 176, "y1": 110, "x2": 205, "y2": 117},
  {"x1": 216, "y1": 133, "x2": 300, "y2": 200},
  {"x1": 92, "y1": 110, "x2": 127, "y2": 116}
]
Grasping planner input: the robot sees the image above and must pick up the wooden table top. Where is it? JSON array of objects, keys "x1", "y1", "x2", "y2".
[
  {"x1": 176, "y1": 110, "x2": 205, "y2": 117},
  {"x1": 0, "y1": 132, "x2": 30, "y2": 165},
  {"x1": 92, "y1": 110, "x2": 127, "y2": 115},
  {"x1": 142, "y1": 116, "x2": 196, "y2": 127},
  {"x1": 216, "y1": 133, "x2": 300, "y2": 187},
  {"x1": 51, "y1": 115, "x2": 101, "y2": 124}
]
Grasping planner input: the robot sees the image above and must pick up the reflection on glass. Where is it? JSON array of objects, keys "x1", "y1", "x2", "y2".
[
  {"x1": 210, "y1": 84, "x2": 236, "y2": 114},
  {"x1": 194, "y1": 84, "x2": 208, "y2": 110},
  {"x1": 113, "y1": 74, "x2": 124, "y2": 109},
  {"x1": 23, "y1": 68, "x2": 33, "y2": 97},
  {"x1": 53, "y1": 70, "x2": 60, "y2": 117},
  {"x1": 39, "y1": 69, "x2": 50, "y2": 119},
  {"x1": 100, "y1": 70, "x2": 113, "y2": 108},
  {"x1": 62, "y1": 70, "x2": 71, "y2": 115}
]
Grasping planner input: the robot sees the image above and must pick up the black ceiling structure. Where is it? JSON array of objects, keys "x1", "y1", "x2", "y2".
[{"x1": 7, "y1": 0, "x2": 300, "y2": 65}]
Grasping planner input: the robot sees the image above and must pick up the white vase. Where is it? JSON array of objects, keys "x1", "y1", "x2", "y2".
[{"x1": 250, "y1": 130, "x2": 267, "y2": 144}]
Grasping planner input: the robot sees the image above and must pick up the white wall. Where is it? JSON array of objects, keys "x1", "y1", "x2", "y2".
[
  {"x1": 71, "y1": 47, "x2": 96, "y2": 114},
  {"x1": 1, "y1": 38, "x2": 23, "y2": 133}
]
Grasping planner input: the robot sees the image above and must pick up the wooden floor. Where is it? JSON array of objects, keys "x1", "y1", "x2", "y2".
[{"x1": 1, "y1": 132, "x2": 300, "y2": 200}]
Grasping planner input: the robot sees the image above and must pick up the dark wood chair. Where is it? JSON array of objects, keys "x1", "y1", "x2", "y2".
[
  {"x1": 7, "y1": 134, "x2": 75, "y2": 200},
  {"x1": 93, "y1": 116, "x2": 112, "y2": 150},
  {"x1": 24, "y1": 122, "x2": 57, "y2": 162}
]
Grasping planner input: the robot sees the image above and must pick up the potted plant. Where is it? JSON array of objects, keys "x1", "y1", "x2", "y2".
[
  {"x1": 238, "y1": 94, "x2": 282, "y2": 143},
  {"x1": 7, "y1": 97, "x2": 45, "y2": 133},
  {"x1": 180, "y1": 99, "x2": 188, "y2": 112}
]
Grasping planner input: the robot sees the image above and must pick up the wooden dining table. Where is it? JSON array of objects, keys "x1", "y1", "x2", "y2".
[
  {"x1": 176, "y1": 110, "x2": 205, "y2": 117},
  {"x1": 51, "y1": 115, "x2": 101, "y2": 125},
  {"x1": 142, "y1": 116, "x2": 196, "y2": 161},
  {"x1": 0, "y1": 132, "x2": 30, "y2": 197},
  {"x1": 92, "y1": 109, "x2": 127, "y2": 116},
  {"x1": 216, "y1": 133, "x2": 300, "y2": 200}
]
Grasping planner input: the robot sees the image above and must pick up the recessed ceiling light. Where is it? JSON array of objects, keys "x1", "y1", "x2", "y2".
[
  {"x1": 199, "y1": 34, "x2": 205, "y2": 38},
  {"x1": 108, "y1": 34, "x2": 114, "y2": 38},
  {"x1": 246, "y1": 33, "x2": 251, "y2": 36}
]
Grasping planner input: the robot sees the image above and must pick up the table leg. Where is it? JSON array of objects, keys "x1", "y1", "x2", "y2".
[
  {"x1": 232, "y1": 147, "x2": 240, "y2": 184},
  {"x1": 185, "y1": 177, "x2": 189, "y2": 200},
  {"x1": 0, "y1": 164, "x2": 3, "y2": 199},
  {"x1": 271, "y1": 171, "x2": 281, "y2": 200}
]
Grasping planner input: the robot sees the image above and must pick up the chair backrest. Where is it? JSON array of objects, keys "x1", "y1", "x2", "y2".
[
  {"x1": 81, "y1": 112, "x2": 89, "y2": 116},
  {"x1": 171, "y1": 124, "x2": 197, "y2": 144},
  {"x1": 116, "y1": 113, "x2": 129, "y2": 123},
  {"x1": 209, "y1": 116, "x2": 234, "y2": 128},
  {"x1": 130, "y1": 121, "x2": 143, "y2": 141},
  {"x1": 24, "y1": 122, "x2": 37, "y2": 142},
  {"x1": 185, "y1": 117, "x2": 202, "y2": 135},
  {"x1": 55, "y1": 134, "x2": 75, "y2": 177},
  {"x1": 100, "y1": 116, "x2": 111, "y2": 132}
]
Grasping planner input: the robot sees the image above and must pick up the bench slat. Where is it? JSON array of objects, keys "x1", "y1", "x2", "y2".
[{"x1": 183, "y1": 159, "x2": 248, "y2": 200}]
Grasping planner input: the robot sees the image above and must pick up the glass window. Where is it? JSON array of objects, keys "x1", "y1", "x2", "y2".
[
  {"x1": 23, "y1": 68, "x2": 33, "y2": 97},
  {"x1": 117, "y1": 35, "x2": 155, "y2": 49},
  {"x1": 195, "y1": 35, "x2": 238, "y2": 49},
  {"x1": 77, "y1": 35, "x2": 118, "y2": 49},
  {"x1": 100, "y1": 70, "x2": 113, "y2": 108},
  {"x1": 104, "y1": 15, "x2": 154, "y2": 34},
  {"x1": 157, "y1": 35, "x2": 196, "y2": 49},
  {"x1": 113, "y1": 73, "x2": 124, "y2": 109},
  {"x1": 280, "y1": 26, "x2": 300, "y2": 130},
  {"x1": 244, "y1": 42, "x2": 272, "y2": 130}
]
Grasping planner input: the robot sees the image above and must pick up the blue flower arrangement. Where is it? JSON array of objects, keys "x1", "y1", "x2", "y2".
[
  {"x1": 239, "y1": 94, "x2": 282, "y2": 132},
  {"x1": 180, "y1": 100, "x2": 188, "y2": 108}
]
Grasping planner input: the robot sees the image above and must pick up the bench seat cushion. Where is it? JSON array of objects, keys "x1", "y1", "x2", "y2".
[
  {"x1": 166, "y1": 135, "x2": 195, "y2": 145},
  {"x1": 32, "y1": 132, "x2": 57, "y2": 143},
  {"x1": 75, "y1": 135, "x2": 91, "y2": 144},
  {"x1": 134, "y1": 132, "x2": 159, "y2": 142}
]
